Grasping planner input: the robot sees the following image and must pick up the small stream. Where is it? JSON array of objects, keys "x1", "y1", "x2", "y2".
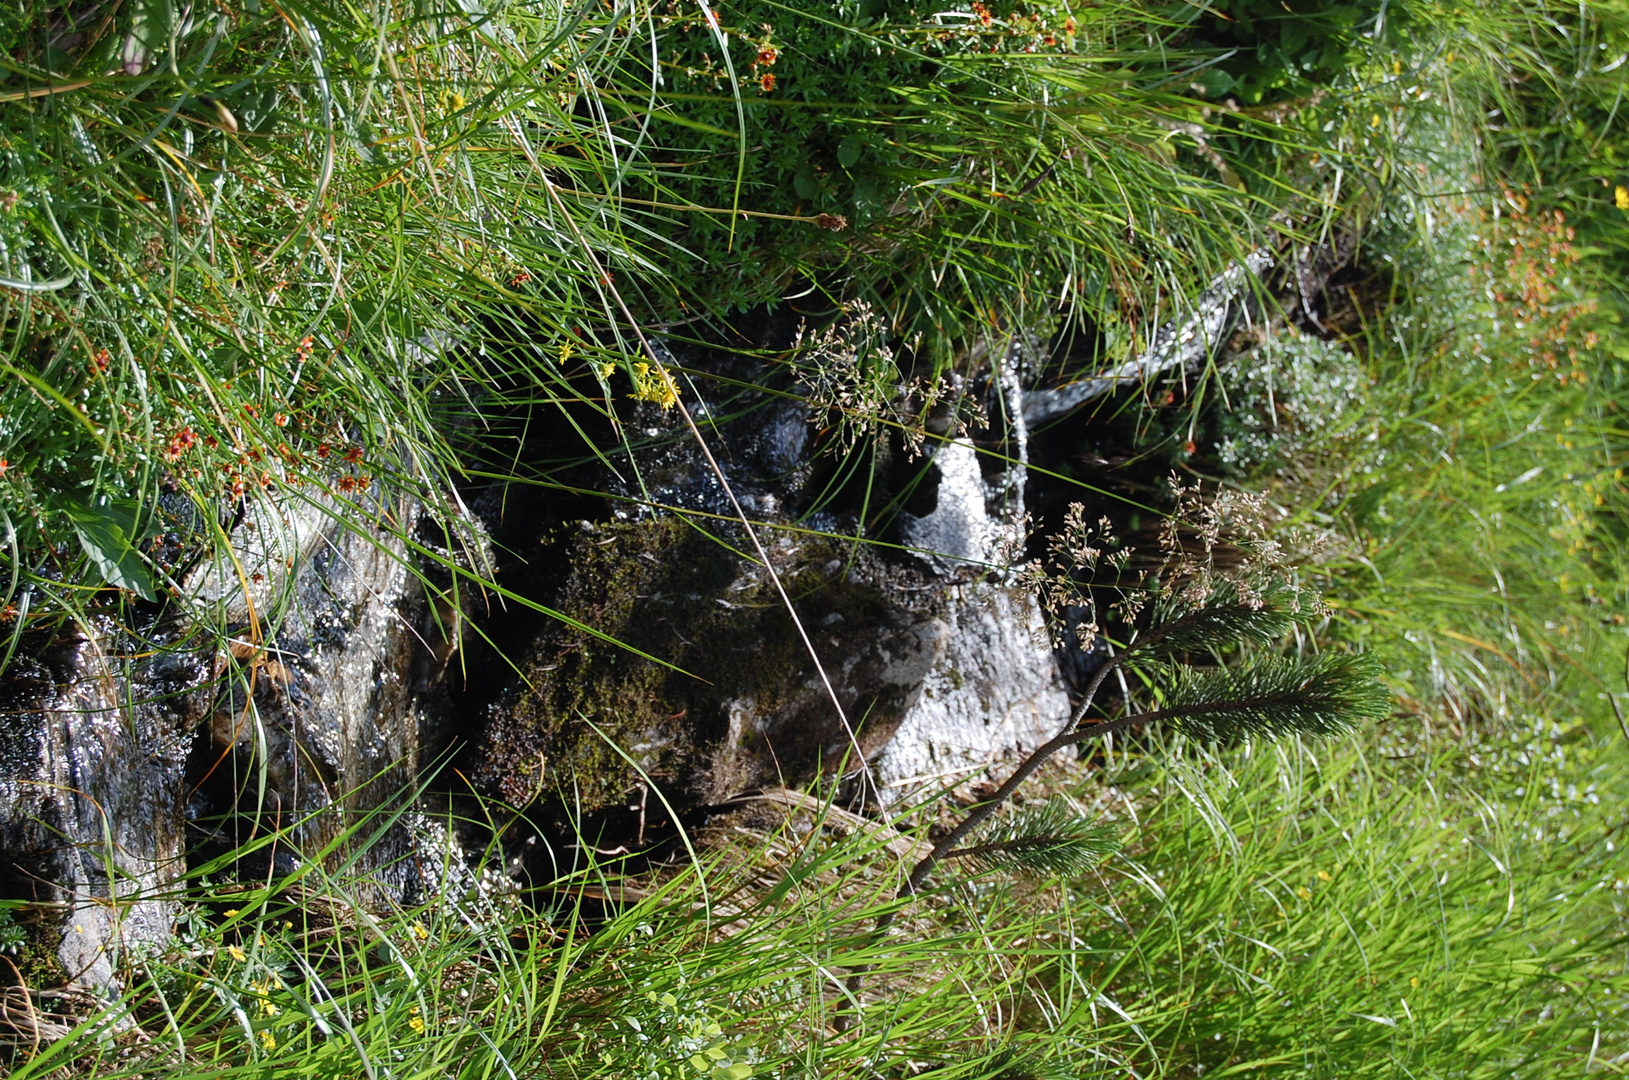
[{"x1": 0, "y1": 239, "x2": 1356, "y2": 987}]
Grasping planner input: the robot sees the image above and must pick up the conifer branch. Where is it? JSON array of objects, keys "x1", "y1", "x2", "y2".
[
  {"x1": 1131, "y1": 576, "x2": 1319, "y2": 658},
  {"x1": 838, "y1": 562, "x2": 1386, "y2": 1030},
  {"x1": 943, "y1": 797, "x2": 1118, "y2": 877},
  {"x1": 908, "y1": 652, "x2": 1384, "y2": 895}
]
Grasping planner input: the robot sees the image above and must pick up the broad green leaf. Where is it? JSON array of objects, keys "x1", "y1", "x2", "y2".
[
  {"x1": 63, "y1": 499, "x2": 158, "y2": 601},
  {"x1": 837, "y1": 136, "x2": 864, "y2": 169}
]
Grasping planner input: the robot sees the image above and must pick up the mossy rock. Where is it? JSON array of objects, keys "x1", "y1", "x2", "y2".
[{"x1": 470, "y1": 518, "x2": 946, "y2": 809}]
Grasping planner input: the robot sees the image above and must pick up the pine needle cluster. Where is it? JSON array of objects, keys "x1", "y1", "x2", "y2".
[
  {"x1": 1136, "y1": 574, "x2": 1323, "y2": 657},
  {"x1": 945, "y1": 797, "x2": 1119, "y2": 877},
  {"x1": 1152, "y1": 653, "x2": 1392, "y2": 741}
]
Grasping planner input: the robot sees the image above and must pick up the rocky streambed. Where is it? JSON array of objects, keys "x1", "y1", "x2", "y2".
[{"x1": 0, "y1": 241, "x2": 1354, "y2": 989}]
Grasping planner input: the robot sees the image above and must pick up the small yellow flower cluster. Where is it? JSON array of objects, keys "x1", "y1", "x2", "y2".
[
  {"x1": 1295, "y1": 869, "x2": 1336, "y2": 901},
  {"x1": 629, "y1": 361, "x2": 681, "y2": 410},
  {"x1": 1617, "y1": 185, "x2": 1629, "y2": 212},
  {"x1": 409, "y1": 1006, "x2": 427, "y2": 1035},
  {"x1": 250, "y1": 977, "x2": 281, "y2": 1017}
]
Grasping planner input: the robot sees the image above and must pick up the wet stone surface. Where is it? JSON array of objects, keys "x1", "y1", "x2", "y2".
[
  {"x1": 0, "y1": 627, "x2": 205, "y2": 988},
  {"x1": 462, "y1": 517, "x2": 948, "y2": 810}
]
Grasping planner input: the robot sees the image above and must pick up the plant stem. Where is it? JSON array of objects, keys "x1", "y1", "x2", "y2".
[
  {"x1": 902, "y1": 708, "x2": 1146, "y2": 897},
  {"x1": 549, "y1": 185, "x2": 847, "y2": 228},
  {"x1": 836, "y1": 648, "x2": 1131, "y2": 1028}
]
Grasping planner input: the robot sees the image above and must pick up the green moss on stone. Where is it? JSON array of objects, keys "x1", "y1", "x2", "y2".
[{"x1": 475, "y1": 519, "x2": 913, "y2": 809}]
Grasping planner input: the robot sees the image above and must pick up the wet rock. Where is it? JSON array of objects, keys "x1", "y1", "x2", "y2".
[
  {"x1": 464, "y1": 340, "x2": 1073, "y2": 823},
  {"x1": 1023, "y1": 249, "x2": 1273, "y2": 426},
  {"x1": 183, "y1": 493, "x2": 471, "y2": 905},
  {"x1": 0, "y1": 629, "x2": 205, "y2": 988},
  {"x1": 0, "y1": 491, "x2": 477, "y2": 988},
  {"x1": 182, "y1": 495, "x2": 336, "y2": 623},
  {"x1": 753, "y1": 402, "x2": 813, "y2": 478},
  {"x1": 871, "y1": 582, "x2": 1068, "y2": 804},
  {"x1": 899, "y1": 439, "x2": 1004, "y2": 574},
  {"x1": 464, "y1": 517, "x2": 948, "y2": 809}
]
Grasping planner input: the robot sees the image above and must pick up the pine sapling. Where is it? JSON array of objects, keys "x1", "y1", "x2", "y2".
[{"x1": 836, "y1": 486, "x2": 1391, "y2": 1028}]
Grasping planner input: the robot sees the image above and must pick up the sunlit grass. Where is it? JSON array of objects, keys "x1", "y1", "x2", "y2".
[{"x1": 0, "y1": 0, "x2": 1625, "y2": 1077}]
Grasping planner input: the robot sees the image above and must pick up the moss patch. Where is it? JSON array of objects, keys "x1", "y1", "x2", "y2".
[{"x1": 470, "y1": 518, "x2": 939, "y2": 809}]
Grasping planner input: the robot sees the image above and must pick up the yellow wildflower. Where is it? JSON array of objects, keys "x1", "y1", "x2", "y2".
[
  {"x1": 560, "y1": 340, "x2": 576, "y2": 364},
  {"x1": 1369, "y1": 114, "x2": 1382, "y2": 130},
  {"x1": 596, "y1": 361, "x2": 616, "y2": 380},
  {"x1": 411, "y1": 921, "x2": 430, "y2": 941},
  {"x1": 1616, "y1": 185, "x2": 1629, "y2": 211},
  {"x1": 1316, "y1": 870, "x2": 1332, "y2": 882},
  {"x1": 259, "y1": 1030, "x2": 277, "y2": 1051},
  {"x1": 409, "y1": 1006, "x2": 426, "y2": 1035},
  {"x1": 1409, "y1": 976, "x2": 1420, "y2": 989},
  {"x1": 227, "y1": 944, "x2": 246, "y2": 962},
  {"x1": 629, "y1": 362, "x2": 681, "y2": 410},
  {"x1": 1295, "y1": 886, "x2": 1312, "y2": 900}
]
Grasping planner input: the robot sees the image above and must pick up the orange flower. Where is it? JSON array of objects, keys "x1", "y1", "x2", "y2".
[{"x1": 760, "y1": 71, "x2": 776, "y2": 92}]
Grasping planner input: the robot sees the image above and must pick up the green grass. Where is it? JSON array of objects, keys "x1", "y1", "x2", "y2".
[
  {"x1": 0, "y1": 0, "x2": 1394, "y2": 627},
  {"x1": 0, "y1": 0, "x2": 661, "y2": 630},
  {"x1": 1, "y1": 0, "x2": 1628, "y2": 1077},
  {"x1": 10, "y1": 715, "x2": 1622, "y2": 1077},
  {"x1": 1159, "y1": 13, "x2": 1629, "y2": 741},
  {"x1": 1071, "y1": 724, "x2": 1628, "y2": 1076}
]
